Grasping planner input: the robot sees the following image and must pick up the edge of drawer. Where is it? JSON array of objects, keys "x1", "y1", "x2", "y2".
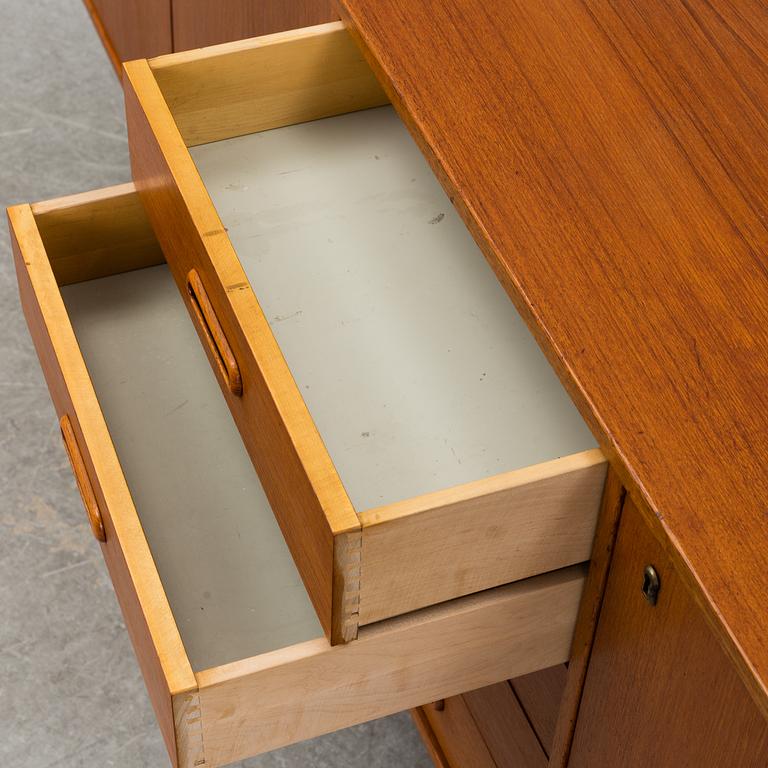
[
  {"x1": 123, "y1": 53, "x2": 361, "y2": 645},
  {"x1": 8, "y1": 194, "x2": 196, "y2": 768}
]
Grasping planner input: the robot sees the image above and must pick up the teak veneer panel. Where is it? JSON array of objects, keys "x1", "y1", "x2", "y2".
[
  {"x1": 8, "y1": 194, "x2": 195, "y2": 767},
  {"x1": 338, "y1": 0, "x2": 768, "y2": 711},
  {"x1": 569, "y1": 498, "x2": 768, "y2": 766},
  {"x1": 193, "y1": 566, "x2": 584, "y2": 766},
  {"x1": 83, "y1": 0, "x2": 171, "y2": 75},
  {"x1": 172, "y1": 0, "x2": 338, "y2": 51}
]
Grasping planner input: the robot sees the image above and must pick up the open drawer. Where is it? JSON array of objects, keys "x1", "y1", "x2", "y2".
[
  {"x1": 9, "y1": 184, "x2": 587, "y2": 767},
  {"x1": 123, "y1": 21, "x2": 607, "y2": 644}
]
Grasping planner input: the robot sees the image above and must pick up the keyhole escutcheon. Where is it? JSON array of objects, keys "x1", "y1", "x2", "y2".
[{"x1": 642, "y1": 564, "x2": 661, "y2": 606}]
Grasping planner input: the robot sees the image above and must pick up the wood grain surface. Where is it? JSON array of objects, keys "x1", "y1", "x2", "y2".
[
  {"x1": 569, "y1": 497, "x2": 768, "y2": 766},
  {"x1": 194, "y1": 565, "x2": 584, "y2": 766},
  {"x1": 84, "y1": 0, "x2": 171, "y2": 74},
  {"x1": 462, "y1": 683, "x2": 547, "y2": 767},
  {"x1": 509, "y1": 664, "x2": 567, "y2": 757},
  {"x1": 358, "y1": 449, "x2": 605, "y2": 624},
  {"x1": 413, "y1": 671, "x2": 564, "y2": 767},
  {"x1": 124, "y1": 56, "x2": 361, "y2": 644},
  {"x1": 549, "y1": 467, "x2": 625, "y2": 766},
  {"x1": 172, "y1": 0, "x2": 338, "y2": 51},
  {"x1": 410, "y1": 707, "x2": 451, "y2": 768},
  {"x1": 9, "y1": 194, "x2": 196, "y2": 766},
  {"x1": 31, "y1": 183, "x2": 165, "y2": 285},
  {"x1": 150, "y1": 23, "x2": 388, "y2": 147},
  {"x1": 338, "y1": 0, "x2": 768, "y2": 713},
  {"x1": 421, "y1": 697, "x2": 497, "y2": 768}
]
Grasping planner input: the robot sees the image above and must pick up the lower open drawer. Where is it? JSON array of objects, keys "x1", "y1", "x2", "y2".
[{"x1": 9, "y1": 184, "x2": 585, "y2": 767}]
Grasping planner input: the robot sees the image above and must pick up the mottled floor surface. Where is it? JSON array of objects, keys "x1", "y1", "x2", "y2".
[{"x1": 0, "y1": 2, "x2": 432, "y2": 765}]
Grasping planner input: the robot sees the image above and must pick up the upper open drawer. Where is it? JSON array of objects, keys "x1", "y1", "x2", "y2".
[
  {"x1": 123, "y1": 21, "x2": 607, "y2": 644},
  {"x1": 9, "y1": 184, "x2": 586, "y2": 767}
]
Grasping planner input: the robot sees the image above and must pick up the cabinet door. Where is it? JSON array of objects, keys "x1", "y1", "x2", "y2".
[
  {"x1": 172, "y1": 0, "x2": 338, "y2": 51},
  {"x1": 569, "y1": 498, "x2": 768, "y2": 766}
]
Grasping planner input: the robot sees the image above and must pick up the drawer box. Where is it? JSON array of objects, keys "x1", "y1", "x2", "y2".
[
  {"x1": 9, "y1": 184, "x2": 586, "y2": 767},
  {"x1": 123, "y1": 21, "x2": 607, "y2": 644}
]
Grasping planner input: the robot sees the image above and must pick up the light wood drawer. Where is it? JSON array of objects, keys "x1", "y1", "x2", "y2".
[
  {"x1": 123, "y1": 21, "x2": 607, "y2": 645},
  {"x1": 9, "y1": 184, "x2": 587, "y2": 768}
]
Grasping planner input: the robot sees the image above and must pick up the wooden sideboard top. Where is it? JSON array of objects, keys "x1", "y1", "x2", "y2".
[{"x1": 337, "y1": 0, "x2": 768, "y2": 713}]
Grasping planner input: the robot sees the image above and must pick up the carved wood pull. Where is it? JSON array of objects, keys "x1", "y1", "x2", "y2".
[
  {"x1": 60, "y1": 414, "x2": 106, "y2": 542},
  {"x1": 186, "y1": 269, "x2": 243, "y2": 396}
]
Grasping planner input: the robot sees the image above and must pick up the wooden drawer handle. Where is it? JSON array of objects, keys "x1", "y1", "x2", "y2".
[
  {"x1": 60, "y1": 414, "x2": 106, "y2": 542},
  {"x1": 186, "y1": 269, "x2": 243, "y2": 396}
]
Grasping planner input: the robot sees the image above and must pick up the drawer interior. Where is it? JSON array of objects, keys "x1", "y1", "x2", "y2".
[
  {"x1": 124, "y1": 22, "x2": 607, "y2": 642},
  {"x1": 189, "y1": 104, "x2": 596, "y2": 512},
  {"x1": 61, "y1": 262, "x2": 321, "y2": 671}
]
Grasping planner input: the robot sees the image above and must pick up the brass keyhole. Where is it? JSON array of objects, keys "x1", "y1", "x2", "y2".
[{"x1": 642, "y1": 565, "x2": 660, "y2": 606}]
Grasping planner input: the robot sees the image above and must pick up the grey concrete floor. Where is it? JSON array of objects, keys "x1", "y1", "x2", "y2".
[{"x1": 0, "y1": 1, "x2": 432, "y2": 765}]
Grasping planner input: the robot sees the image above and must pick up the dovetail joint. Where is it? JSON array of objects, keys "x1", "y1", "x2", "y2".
[
  {"x1": 175, "y1": 691, "x2": 207, "y2": 768},
  {"x1": 336, "y1": 531, "x2": 363, "y2": 642}
]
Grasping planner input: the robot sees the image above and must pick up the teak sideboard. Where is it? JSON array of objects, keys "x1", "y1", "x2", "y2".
[{"x1": 8, "y1": 2, "x2": 768, "y2": 767}]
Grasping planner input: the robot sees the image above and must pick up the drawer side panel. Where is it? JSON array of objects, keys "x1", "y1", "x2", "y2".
[
  {"x1": 359, "y1": 450, "x2": 606, "y2": 623},
  {"x1": 195, "y1": 565, "x2": 585, "y2": 766}
]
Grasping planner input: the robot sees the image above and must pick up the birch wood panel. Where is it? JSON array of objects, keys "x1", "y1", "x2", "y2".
[
  {"x1": 194, "y1": 566, "x2": 585, "y2": 767},
  {"x1": 358, "y1": 451, "x2": 605, "y2": 623}
]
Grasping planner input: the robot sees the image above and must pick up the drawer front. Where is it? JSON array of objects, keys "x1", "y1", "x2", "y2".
[
  {"x1": 123, "y1": 25, "x2": 381, "y2": 645},
  {"x1": 9, "y1": 183, "x2": 588, "y2": 768},
  {"x1": 123, "y1": 22, "x2": 606, "y2": 644},
  {"x1": 8, "y1": 187, "x2": 195, "y2": 767}
]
